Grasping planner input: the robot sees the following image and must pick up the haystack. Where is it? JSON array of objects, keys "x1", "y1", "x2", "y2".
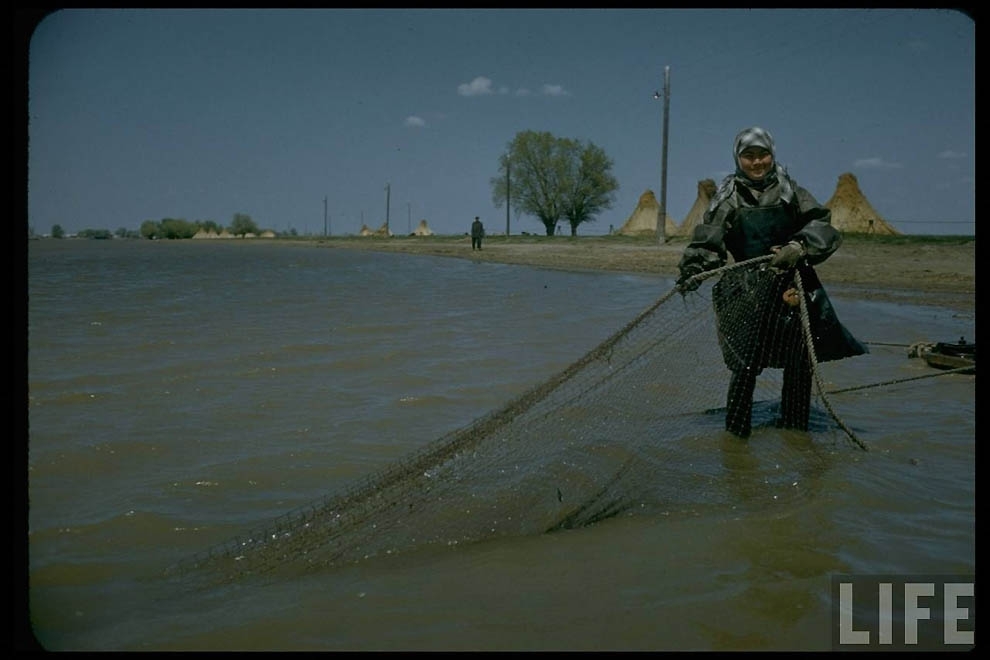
[
  {"x1": 675, "y1": 179, "x2": 717, "y2": 238},
  {"x1": 413, "y1": 219, "x2": 434, "y2": 236},
  {"x1": 359, "y1": 224, "x2": 374, "y2": 236},
  {"x1": 824, "y1": 172, "x2": 900, "y2": 235},
  {"x1": 618, "y1": 189, "x2": 678, "y2": 237}
]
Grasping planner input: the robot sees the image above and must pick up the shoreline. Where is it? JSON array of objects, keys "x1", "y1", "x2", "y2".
[{"x1": 298, "y1": 234, "x2": 975, "y2": 312}]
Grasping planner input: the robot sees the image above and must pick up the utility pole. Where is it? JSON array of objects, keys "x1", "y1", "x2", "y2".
[
  {"x1": 385, "y1": 182, "x2": 391, "y2": 235},
  {"x1": 653, "y1": 65, "x2": 670, "y2": 246},
  {"x1": 407, "y1": 202, "x2": 411, "y2": 235},
  {"x1": 506, "y1": 155, "x2": 511, "y2": 237},
  {"x1": 323, "y1": 196, "x2": 328, "y2": 237}
]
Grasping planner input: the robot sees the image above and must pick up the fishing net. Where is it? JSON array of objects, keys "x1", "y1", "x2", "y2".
[{"x1": 165, "y1": 256, "x2": 879, "y2": 589}]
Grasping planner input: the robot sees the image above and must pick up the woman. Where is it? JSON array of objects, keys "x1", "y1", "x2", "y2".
[{"x1": 677, "y1": 126, "x2": 867, "y2": 438}]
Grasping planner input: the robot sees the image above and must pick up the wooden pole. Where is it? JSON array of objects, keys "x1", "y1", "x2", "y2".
[
  {"x1": 657, "y1": 66, "x2": 670, "y2": 246},
  {"x1": 506, "y1": 156, "x2": 511, "y2": 237}
]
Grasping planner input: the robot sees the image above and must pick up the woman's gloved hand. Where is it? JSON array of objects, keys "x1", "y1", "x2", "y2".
[
  {"x1": 676, "y1": 264, "x2": 703, "y2": 292},
  {"x1": 770, "y1": 241, "x2": 806, "y2": 270}
]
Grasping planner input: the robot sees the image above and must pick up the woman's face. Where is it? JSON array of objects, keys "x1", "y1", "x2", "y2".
[{"x1": 738, "y1": 147, "x2": 773, "y2": 181}]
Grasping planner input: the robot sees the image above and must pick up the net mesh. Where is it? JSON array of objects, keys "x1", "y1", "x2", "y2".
[{"x1": 166, "y1": 257, "x2": 872, "y2": 589}]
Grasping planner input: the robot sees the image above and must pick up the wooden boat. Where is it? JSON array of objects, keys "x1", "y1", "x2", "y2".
[{"x1": 908, "y1": 337, "x2": 975, "y2": 373}]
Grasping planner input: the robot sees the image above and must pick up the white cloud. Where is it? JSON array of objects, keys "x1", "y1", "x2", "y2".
[
  {"x1": 541, "y1": 84, "x2": 570, "y2": 97},
  {"x1": 404, "y1": 116, "x2": 426, "y2": 128},
  {"x1": 853, "y1": 157, "x2": 903, "y2": 169},
  {"x1": 457, "y1": 77, "x2": 570, "y2": 98},
  {"x1": 457, "y1": 76, "x2": 495, "y2": 96},
  {"x1": 937, "y1": 149, "x2": 967, "y2": 159}
]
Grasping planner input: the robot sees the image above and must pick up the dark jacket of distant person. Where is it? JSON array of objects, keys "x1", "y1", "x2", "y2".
[{"x1": 471, "y1": 217, "x2": 485, "y2": 250}]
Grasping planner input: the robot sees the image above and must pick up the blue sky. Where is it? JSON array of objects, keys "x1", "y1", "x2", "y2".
[{"x1": 26, "y1": 8, "x2": 974, "y2": 237}]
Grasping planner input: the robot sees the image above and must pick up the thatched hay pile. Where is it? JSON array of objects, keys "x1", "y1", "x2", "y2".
[
  {"x1": 618, "y1": 190, "x2": 678, "y2": 237},
  {"x1": 824, "y1": 172, "x2": 900, "y2": 235},
  {"x1": 360, "y1": 223, "x2": 393, "y2": 237},
  {"x1": 675, "y1": 179, "x2": 717, "y2": 238},
  {"x1": 413, "y1": 220, "x2": 434, "y2": 236}
]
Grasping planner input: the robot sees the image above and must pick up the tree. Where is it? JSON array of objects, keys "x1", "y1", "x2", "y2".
[
  {"x1": 561, "y1": 142, "x2": 619, "y2": 236},
  {"x1": 78, "y1": 228, "x2": 113, "y2": 239},
  {"x1": 491, "y1": 130, "x2": 618, "y2": 236},
  {"x1": 197, "y1": 219, "x2": 222, "y2": 235},
  {"x1": 140, "y1": 220, "x2": 160, "y2": 239},
  {"x1": 229, "y1": 213, "x2": 259, "y2": 237},
  {"x1": 159, "y1": 217, "x2": 198, "y2": 239},
  {"x1": 51, "y1": 224, "x2": 64, "y2": 239}
]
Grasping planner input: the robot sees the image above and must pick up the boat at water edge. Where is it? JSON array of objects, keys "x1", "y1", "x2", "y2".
[{"x1": 908, "y1": 337, "x2": 975, "y2": 373}]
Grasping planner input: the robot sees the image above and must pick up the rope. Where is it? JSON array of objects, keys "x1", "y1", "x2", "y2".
[
  {"x1": 682, "y1": 256, "x2": 871, "y2": 450},
  {"x1": 682, "y1": 257, "x2": 869, "y2": 449},
  {"x1": 681, "y1": 259, "x2": 975, "y2": 451},
  {"x1": 826, "y1": 365, "x2": 975, "y2": 394},
  {"x1": 792, "y1": 270, "x2": 870, "y2": 451}
]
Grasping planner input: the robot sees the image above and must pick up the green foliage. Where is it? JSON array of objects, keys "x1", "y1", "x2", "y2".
[
  {"x1": 197, "y1": 219, "x2": 222, "y2": 234},
  {"x1": 561, "y1": 142, "x2": 619, "y2": 236},
  {"x1": 230, "y1": 213, "x2": 259, "y2": 237},
  {"x1": 136, "y1": 214, "x2": 266, "y2": 239},
  {"x1": 140, "y1": 220, "x2": 161, "y2": 239},
  {"x1": 51, "y1": 224, "x2": 64, "y2": 239},
  {"x1": 491, "y1": 130, "x2": 619, "y2": 236},
  {"x1": 159, "y1": 217, "x2": 198, "y2": 239},
  {"x1": 77, "y1": 228, "x2": 113, "y2": 239}
]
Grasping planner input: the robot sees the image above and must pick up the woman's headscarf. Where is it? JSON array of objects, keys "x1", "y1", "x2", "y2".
[
  {"x1": 733, "y1": 127, "x2": 775, "y2": 177},
  {"x1": 709, "y1": 126, "x2": 795, "y2": 211},
  {"x1": 732, "y1": 126, "x2": 781, "y2": 191}
]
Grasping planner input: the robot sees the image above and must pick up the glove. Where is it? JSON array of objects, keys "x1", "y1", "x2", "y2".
[
  {"x1": 676, "y1": 264, "x2": 703, "y2": 292},
  {"x1": 770, "y1": 241, "x2": 805, "y2": 270}
]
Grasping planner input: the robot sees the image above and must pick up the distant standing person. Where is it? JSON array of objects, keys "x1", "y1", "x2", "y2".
[{"x1": 471, "y1": 216, "x2": 485, "y2": 250}]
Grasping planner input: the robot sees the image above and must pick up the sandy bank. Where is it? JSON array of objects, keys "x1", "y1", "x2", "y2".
[{"x1": 302, "y1": 234, "x2": 975, "y2": 312}]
